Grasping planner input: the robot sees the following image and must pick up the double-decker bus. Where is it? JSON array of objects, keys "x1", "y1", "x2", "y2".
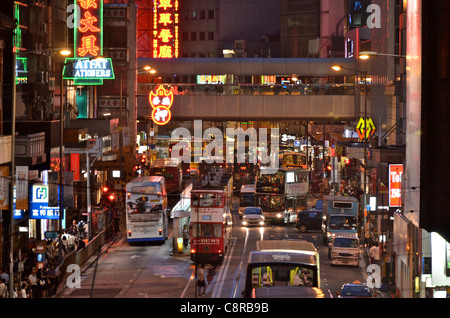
[
  {"x1": 243, "y1": 240, "x2": 323, "y2": 298},
  {"x1": 281, "y1": 151, "x2": 308, "y2": 169},
  {"x1": 239, "y1": 182, "x2": 256, "y2": 219},
  {"x1": 125, "y1": 176, "x2": 169, "y2": 244},
  {"x1": 149, "y1": 158, "x2": 183, "y2": 208},
  {"x1": 190, "y1": 170, "x2": 233, "y2": 264},
  {"x1": 255, "y1": 167, "x2": 309, "y2": 224}
]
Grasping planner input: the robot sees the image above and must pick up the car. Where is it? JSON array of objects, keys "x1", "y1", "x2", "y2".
[
  {"x1": 328, "y1": 233, "x2": 360, "y2": 267},
  {"x1": 336, "y1": 281, "x2": 377, "y2": 298},
  {"x1": 295, "y1": 210, "x2": 323, "y2": 233},
  {"x1": 242, "y1": 207, "x2": 265, "y2": 227}
]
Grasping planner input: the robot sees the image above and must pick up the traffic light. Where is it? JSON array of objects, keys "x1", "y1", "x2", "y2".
[
  {"x1": 102, "y1": 186, "x2": 109, "y2": 193},
  {"x1": 325, "y1": 165, "x2": 332, "y2": 178},
  {"x1": 140, "y1": 154, "x2": 147, "y2": 164},
  {"x1": 108, "y1": 193, "x2": 115, "y2": 202},
  {"x1": 344, "y1": 158, "x2": 351, "y2": 166}
]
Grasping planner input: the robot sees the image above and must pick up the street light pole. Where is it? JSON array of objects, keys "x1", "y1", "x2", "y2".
[{"x1": 332, "y1": 64, "x2": 368, "y2": 245}]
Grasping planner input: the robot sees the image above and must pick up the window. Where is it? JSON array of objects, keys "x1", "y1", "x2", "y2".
[
  {"x1": 190, "y1": 32, "x2": 197, "y2": 41},
  {"x1": 199, "y1": 32, "x2": 205, "y2": 41},
  {"x1": 199, "y1": 10, "x2": 206, "y2": 19},
  {"x1": 191, "y1": 10, "x2": 197, "y2": 20},
  {"x1": 208, "y1": 10, "x2": 214, "y2": 19},
  {"x1": 208, "y1": 32, "x2": 214, "y2": 41}
]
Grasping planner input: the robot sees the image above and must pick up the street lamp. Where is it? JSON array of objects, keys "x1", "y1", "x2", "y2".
[
  {"x1": 332, "y1": 64, "x2": 369, "y2": 245},
  {"x1": 118, "y1": 65, "x2": 154, "y2": 179},
  {"x1": 56, "y1": 48, "x2": 72, "y2": 265},
  {"x1": 358, "y1": 51, "x2": 407, "y2": 60}
]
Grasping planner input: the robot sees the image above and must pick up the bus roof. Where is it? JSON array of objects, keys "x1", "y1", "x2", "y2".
[
  {"x1": 150, "y1": 158, "x2": 182, "y2": 168},
  {"x1": 249, "y1": 250, "x2": 317, "y2": 267},
  {"x1": 127, "y1": 175, "x2": 165, "y2": 184},
  {"x1": 240, "y1": 183, "x2": 256, "y2": 192},
  {"x1": 256, "y1": 240, "x2": 317, "y2": 254}
]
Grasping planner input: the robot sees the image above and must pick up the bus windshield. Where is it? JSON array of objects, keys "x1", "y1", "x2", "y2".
[
  {"x1": 329, "y1": 216, "x2": 357, "y2": 230},
  {"x1": 283, "y1": 154, "x2": 306, "y2": 166},
  {"x1": 256, "y1": 194, "x2": 285, "y2": 212},
  {"x1": 250, "y1": 265, "x2": 315, "y2": 288},
  {"x1": 240, "y1": 192, "x2": 255, "y2": 207},
  {"x1": 130, "y1": 185, "x2": 158, "y2": 195},
  {"x1": 257, "y1": 171, "x2": 285, "y2": 185},
  {"x1": 192, "y1": 193, "x2": 224, "y2": 207}
]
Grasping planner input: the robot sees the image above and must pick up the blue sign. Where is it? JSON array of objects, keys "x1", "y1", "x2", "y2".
[{"x1": 29, "y1": 184, "x2": 61, "y2": 220}]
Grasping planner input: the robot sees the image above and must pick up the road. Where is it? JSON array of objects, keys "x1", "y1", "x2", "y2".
[{"x1": 56, "y1": 210, "x2": 369, "y2": 299}]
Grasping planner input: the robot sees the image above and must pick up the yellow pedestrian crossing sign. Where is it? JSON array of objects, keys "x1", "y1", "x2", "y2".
[{"x1": 356, "y1": 117, "x2": 376, "y2": 140}]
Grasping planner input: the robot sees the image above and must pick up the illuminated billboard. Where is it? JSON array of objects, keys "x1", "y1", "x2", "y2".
[
  {"x1": 153, "y1": 0, "x2": 179, "y2": 58},
  {"x1": 389, "y1": 164, "x2": 403, "y2": 207}
]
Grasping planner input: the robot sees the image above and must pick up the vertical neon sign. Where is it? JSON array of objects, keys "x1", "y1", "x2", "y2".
[
  {"x1": 74, "y1": 0, "x2": 104, "y2": 84},
  {"x1": 153, "y1": 0, "x2": 179, "y2": 58}
]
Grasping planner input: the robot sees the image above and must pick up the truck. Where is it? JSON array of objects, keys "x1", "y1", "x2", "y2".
[{"x1": 321, "y1": 195, "x2": 359, "y2": 244}]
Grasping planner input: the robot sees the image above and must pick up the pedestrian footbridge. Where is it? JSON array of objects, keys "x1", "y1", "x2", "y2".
[{"x1": 137, "y1": 58, "x2": 360, "y2": 121}]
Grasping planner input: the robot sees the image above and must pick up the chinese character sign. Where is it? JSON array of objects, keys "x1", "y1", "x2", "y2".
[
  {"x1": 389, "y1": 164, "x2": 403, "y2": 207},
  {"x1": 75, "y1": 0, "x2": 103, "y2": 59},
  {"x1": 153, "y1": 0, "x2": 179, "y2": 58},
  {"x1": 149, "y1": 85, "x2": 173, "y2": 125}
]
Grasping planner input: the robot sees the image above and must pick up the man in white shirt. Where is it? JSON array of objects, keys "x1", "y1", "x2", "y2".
[{"x1": 369, "y1": 242, "x2": 380, "y2": 264}]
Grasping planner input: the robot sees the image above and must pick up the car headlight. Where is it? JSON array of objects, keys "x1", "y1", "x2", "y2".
[{"x1": 276, "y1": 213, "x2": 283, "y2": 218}]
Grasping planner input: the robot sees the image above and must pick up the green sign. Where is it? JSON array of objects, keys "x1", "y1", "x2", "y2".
[{"x1": 63, "y1": 57, "x2": 115, "y2": 82}]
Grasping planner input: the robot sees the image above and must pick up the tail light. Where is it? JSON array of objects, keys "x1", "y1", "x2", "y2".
[
  {"x1": 190, "y1": 248, "x2": 196, "y2": 254},
  {"x1": 128, "y1": 230, "x2": 132, "y2": 237},
  {"x1": 159, "y1": 228, "x2": 162, "y2": 235}
]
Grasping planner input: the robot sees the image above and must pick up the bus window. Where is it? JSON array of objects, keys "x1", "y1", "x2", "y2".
[
  {"x1": 251, "y1": 265, "x2": 315, "y2": 288},
  {"x1": 192, "y1": 223, "x2": 222, "y2": 238}
]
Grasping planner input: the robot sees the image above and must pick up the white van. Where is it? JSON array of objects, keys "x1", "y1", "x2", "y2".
[{"x1": 328, "y1": 233, "x2": 360, "y2": 267}]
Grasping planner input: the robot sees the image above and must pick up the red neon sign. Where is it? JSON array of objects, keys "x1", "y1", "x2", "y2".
[
  {"x1": 152, "y1": 0, "x2": 179, "y2": 58},
  {"x1": 149, "y1": 85, "x2": 173, "y2": 125},
  {"x1": 75, "y1": 0, "x2": 102, "y2": 58}
]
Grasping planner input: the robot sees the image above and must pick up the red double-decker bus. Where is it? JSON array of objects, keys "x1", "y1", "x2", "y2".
[{"x1": 190, "y1": 171, "x2": 233, "y2": 264}]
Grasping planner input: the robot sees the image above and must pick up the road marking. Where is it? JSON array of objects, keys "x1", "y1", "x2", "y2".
[{"x1": 211, "y1": 237, "x2": 236, "y2": 298}]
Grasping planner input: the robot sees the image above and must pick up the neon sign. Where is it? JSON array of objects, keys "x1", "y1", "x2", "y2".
[
  {"x1": 63, "y1": 57, "x2": 114, "y2": 80},
  {"x1": 74, "y1": 0, "x2": 105, "y2": 85},
  {"x1": 149, "y1": 85, "x2": 173, "y2": 125},
  {"x1": 153, "y1": 0, "x2": 179, "y2": 58}
]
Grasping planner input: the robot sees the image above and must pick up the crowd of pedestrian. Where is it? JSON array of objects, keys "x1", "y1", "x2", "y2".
[{"x1": 0, "y1": 218, "x2": 88, "y2": 298}]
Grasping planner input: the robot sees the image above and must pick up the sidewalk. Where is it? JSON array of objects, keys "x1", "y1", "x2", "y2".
[{"x1": 360, "y1": 246, "x2": 392, "y2": 298}]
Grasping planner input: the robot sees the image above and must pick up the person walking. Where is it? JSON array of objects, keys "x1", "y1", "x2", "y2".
[
  {"x1": 197, "y1": 264, "x2": 207, "y2": 296},
  {"x1": 182, "y1": 224, "x2": 190, "y2": 249}
]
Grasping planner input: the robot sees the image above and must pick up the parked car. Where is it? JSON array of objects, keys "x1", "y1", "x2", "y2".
[
  {"x1": 295, "y1": 210, "x2": 323, "y2": 233},
  {"x1": 242, "y1": 207, "x2": 265, "y2": 227},
  {"x1": 336, "y1": 281, "x2": 377, "y2": 298}
]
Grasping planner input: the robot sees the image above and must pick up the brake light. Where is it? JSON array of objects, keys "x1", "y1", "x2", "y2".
[
  {"x1": 128, "y1": 230, "x2": 132, "y2": 237},
  {"x1": 190, "y1": 248, "x2": 196, "y2": 254},
  {"x1": 159, "y1": 228, "x2": 162, "y2": 235},
  {"x1": 218, "y1": 249, "x2": 222, "y2": 254}
]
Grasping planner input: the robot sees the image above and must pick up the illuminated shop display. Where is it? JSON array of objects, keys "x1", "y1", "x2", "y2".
[
  {"x1": 150, "y1": 85, "x2": 173, "y2": 125},
  {"x1": 153, "y1": 0, "x2": 179, "y2": 58}
]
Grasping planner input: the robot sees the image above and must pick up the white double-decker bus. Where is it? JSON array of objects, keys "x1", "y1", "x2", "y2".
[{"x1": 125, "y1": 176, "x2": 168, "y2": 244}]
